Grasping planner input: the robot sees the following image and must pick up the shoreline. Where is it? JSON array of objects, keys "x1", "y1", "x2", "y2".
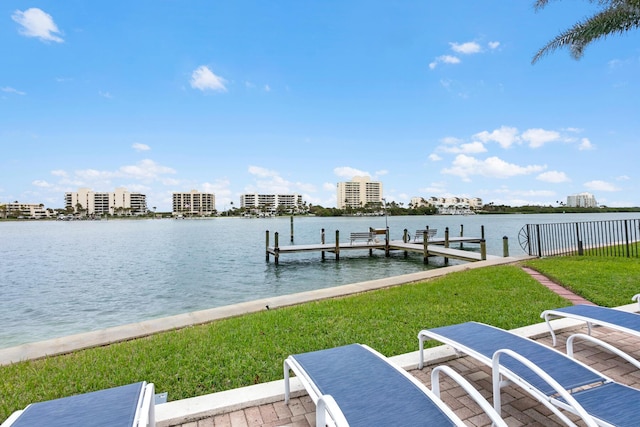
[{"x1": 0, "y1": 256, "x2": 527, "y2": 366}]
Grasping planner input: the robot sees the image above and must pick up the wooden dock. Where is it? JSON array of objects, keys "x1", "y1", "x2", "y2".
[{"x1": 265, "y1": 228, "x2": 504, "y2": 265}]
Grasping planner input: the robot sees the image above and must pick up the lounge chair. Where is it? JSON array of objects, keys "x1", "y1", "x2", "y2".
[
  {"x1": 418, "y1": 321, "x2": 640, "y2": 427},
  {"x1": 1, "y1": 382, "x2": 155, "y2": 427},
  {"x1": 284, "y1": 343, "x2": 507, "y2": 426},
  {"x1": 541, "y1": 301, "x2": 640, "y2": 346}
]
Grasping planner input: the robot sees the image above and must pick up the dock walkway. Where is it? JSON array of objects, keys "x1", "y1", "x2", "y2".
[{"x1": 267, "y1": 237, "x2": 495, "y2": 264}]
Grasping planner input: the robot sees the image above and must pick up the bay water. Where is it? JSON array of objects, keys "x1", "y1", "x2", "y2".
[{"x1": 1, "y1": 212, "x2": 637, "y2": 348}]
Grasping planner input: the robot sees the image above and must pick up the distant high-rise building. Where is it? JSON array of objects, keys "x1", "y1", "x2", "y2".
[
  {"x1": 336, "y1": 176, "x2": 383, "y2": 209},
  {"x1": 65, "y1": 188, "x2": 147, "y2": 216},
  {"x1": 172, "y1": 190, "x2": 216, "y2": 216},
  {"x1": 566, "y1": 192, "x2": 598, "y2": 208},
  {"x1": 240, "y1": 193, "x2": 303, "y2": 214}
]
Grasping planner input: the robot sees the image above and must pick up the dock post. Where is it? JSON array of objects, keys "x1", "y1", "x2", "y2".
[
  {"x1": 265, "y1": 230, "x2": 270, "y2": 262},
  {"x1": 385, "y1": 226, "x2": 390, "y2": 257},
  {"x1": 503, "y1": 236, "x2": 509, "y2": 257},
  {"x1": 481, "y1": 239, "x2": 487, "y2": 260},
  {"x1": 335, "y1": 230, "x2": 340, "y2": 261},
  {"x1": 459, "y1": 224, "x2": 464, "y2": 249},
  {"x1": 444, "y1": 227, "x2": 450, "y2": 265},
  {"x1": 481, "y1": 225, "x2": 485, "y2": 239},
  {"x1": 290, "y1": 216, "x2": 294, "y2": 243},
  {"x1": 321, "y1": 228, "x2": 325, "y2": 260},
  {"x1": 274, "y1": 232, "x2": 280, "y2": 266},
  {"x1": 423, "y1": 232, "x2": 429, "y2": 265},
  {"x1": 403, "y1": 229, "x2": 408, "y2": 257},
  {"x1": 368, "y1": 227, "x2": 374, "y2": 257}
]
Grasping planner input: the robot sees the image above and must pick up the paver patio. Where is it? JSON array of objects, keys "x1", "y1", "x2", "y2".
[{"x1": 173, "y1": 325, "x2": 640, "y2": 427}]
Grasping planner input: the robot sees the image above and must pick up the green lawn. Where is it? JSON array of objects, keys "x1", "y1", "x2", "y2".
[{"x1": 2, "y1": 257, "x2": 637, "y2": 420}]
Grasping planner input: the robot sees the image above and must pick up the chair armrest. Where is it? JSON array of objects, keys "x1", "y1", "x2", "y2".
[
  {"x1": 316, "y1": 395, "x2": 349, "y2": 427},
  {"x1": 431, "y1": 365, "x2": 508, "y2": 427},
  {"x1": 566, "y1": 333, "x2": 640, "y2": 371},
  {"x1": 492, "y1": 348, "x2": 598, "y2": 427}
]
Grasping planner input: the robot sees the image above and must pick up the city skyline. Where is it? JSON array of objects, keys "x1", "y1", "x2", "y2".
[{"x1": 2, "y1": 2, "x2": 639, "y2": 212}]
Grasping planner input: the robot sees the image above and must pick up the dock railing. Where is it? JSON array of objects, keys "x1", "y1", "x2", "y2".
[{"x1": 518, "y1": 218, "x2": 640, "y2": 258}]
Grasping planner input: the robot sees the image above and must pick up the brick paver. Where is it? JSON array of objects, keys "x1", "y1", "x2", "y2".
[{"x1": 175, "y1": 326, "x2": 640, "y2": 427}]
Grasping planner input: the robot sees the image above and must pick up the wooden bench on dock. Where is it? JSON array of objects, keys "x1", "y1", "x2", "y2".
[
  {"x1": 350, "y1": 232, "x2": 376, "y2": 245},
  {"x1": 414, "y1": 229, "x2": 437, "y2": 242}
]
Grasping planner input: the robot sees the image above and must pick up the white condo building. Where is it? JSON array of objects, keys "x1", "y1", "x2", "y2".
[
  {"x1": 172, "y1": 190, "x2": 216, "y2": 216},
  {"x1": 0, "y1": 202, "x2": 52, "y2": 219},
  {"x1": 566, "y1": 192, "x2": 598, "y2": 208},
  {"x1": 411, "y1": 196, "x2": 483, "y2": 214},
  {"x1": 336, "y1": 176, "x2": 383, "y2": 210},
  {"x1": 65, "y1": 188, "x2": 147, "y2": 216},
  {"x1": 240, "y1": 193, "x2": 303, "y2": 214}
]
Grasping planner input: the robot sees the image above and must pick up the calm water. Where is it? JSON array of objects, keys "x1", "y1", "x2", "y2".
[{"x1": 1, "y1": 212, "x2": 637, "y2": 348}]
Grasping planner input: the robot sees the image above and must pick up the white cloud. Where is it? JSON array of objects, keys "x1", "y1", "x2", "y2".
[
  {"x1": 246, "y1": 166, "x2": 315, "y2": 194},
  {"x1": 429, "y1": 153, "x2": 442, "y2": 161},
  {"x1": 429, "y1": 55, "x2": 460, "y2": 69},
  {"x1": 441, "y1": 141, "x2": 487, "y2": 154},
  {"x1": 1, "y1": 87, "x2": 26, "y2": 95},
  {"x1": 51, "y1": 170, "x2": 68, "y2": 177},
  {"x1": 537, "y1": 171, "x2": 570, "y2": 183},
  {"x1": 578, "y1": 138, "x2": 594, "y2": 150},
  {"x1": 450, "y1": 41, "x2": 482, "y2": 54},
  {"x1": 323, "y1": 182, "x2": 335, "y2": 191},
  {"x1": 99, "y1": 91, "x2": 113, "y2": 99},
  {"x1": 32, "y1": 180, "x2": 53, "y2": 188},
  {"x1": 473, "y1": 126, "x2": 520, "y2": 149},
  {"x1": 333, "y1": 167, "x2": 369, "y2": 179},
  {"x1": 264, "y1": 84, "x2": 271, "y2": 92},
  {"x1": 488, "y1": 41, "x2": 500, "y2": 50},
  {"x1": 12, "y1": 8, "x2": 64, "y2": 43},
  {"x1": 119, "y1": 160, "x2": 176, "y2": 180},
  {"x1": 190, "y1": 66, "x2": 227, "y2": 92},
  {"x1": 442, "y1": 154, "x2": 545, "y2": 181},
  {"x1": 616, "y1": 175, "x2": 630, "y2": 181},
  {"x1": 132, "y1": 143, "x2": 151, "y2": 152},
  {"x1": 248, "y1": 165, "x2": 278, "y2": 178},
  {"x1": 521, "y1": 128, "x2": 560, "y2": 148},
  {"x1": 375, "y1": 169, "x2": 388, "y2": 177},
  {"x1": 584, "y1": 180, "x2": 620, "y2": 192}
]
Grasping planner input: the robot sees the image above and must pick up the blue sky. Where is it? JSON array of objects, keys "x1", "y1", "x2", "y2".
[{"x1": 2, "y1": 1, "x2": 639, "y2": 212}]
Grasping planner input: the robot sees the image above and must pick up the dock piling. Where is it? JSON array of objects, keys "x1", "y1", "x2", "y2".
[
  {"x1": 265, "y1": 230, "x2": 270, "y2": 262},
  {"x1": 321, "y1": 228, "x2": 325, "y2": 260},
  {"x1": 481, "y1": 239, "x2": 487, "y2": 260},
  {"x1": 503, "y1": 236, "x2": 509, "y2": 257},
  {"x1": 274, "y1": 232, "x2": 280, "y2": 265},
  {"x1": 290, "y1": 216, "x2": 294, "y2": 243},
  {"x1": 335, "y1": 230, "x2": 340, "y2": 261}
]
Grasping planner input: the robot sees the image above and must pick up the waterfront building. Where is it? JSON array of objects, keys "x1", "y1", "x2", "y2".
[
  {"x1": 65, "y1": 188, "x2": 147, "y2": 216},
  {"x1": 240, "y1": 193, "x2": 304, "y2": 214},
  {"x1": 566, "y1": 192, "x2": 598, "y2": 208},
  {"x1": 410, "y1": 196, "x2": 482, "y2": 214},
  {"x1": 172, "y1": 190, "x2": 216, "y2": 216},
  {"x1": 0, "y1": 202, "x2": 52, "y2": 219},
  {"x1": 336, "y1": 176, "x2": 383, "y2": 210}
]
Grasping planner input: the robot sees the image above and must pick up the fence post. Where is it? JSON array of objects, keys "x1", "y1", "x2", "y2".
[{"x1": 625, "y1": 219, "x2": 630, "y2": 258}]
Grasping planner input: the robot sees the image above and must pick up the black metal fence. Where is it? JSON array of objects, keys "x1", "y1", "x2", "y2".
[{"x1": 518, "y1": 218, "x2": 640, "y2": 258}]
